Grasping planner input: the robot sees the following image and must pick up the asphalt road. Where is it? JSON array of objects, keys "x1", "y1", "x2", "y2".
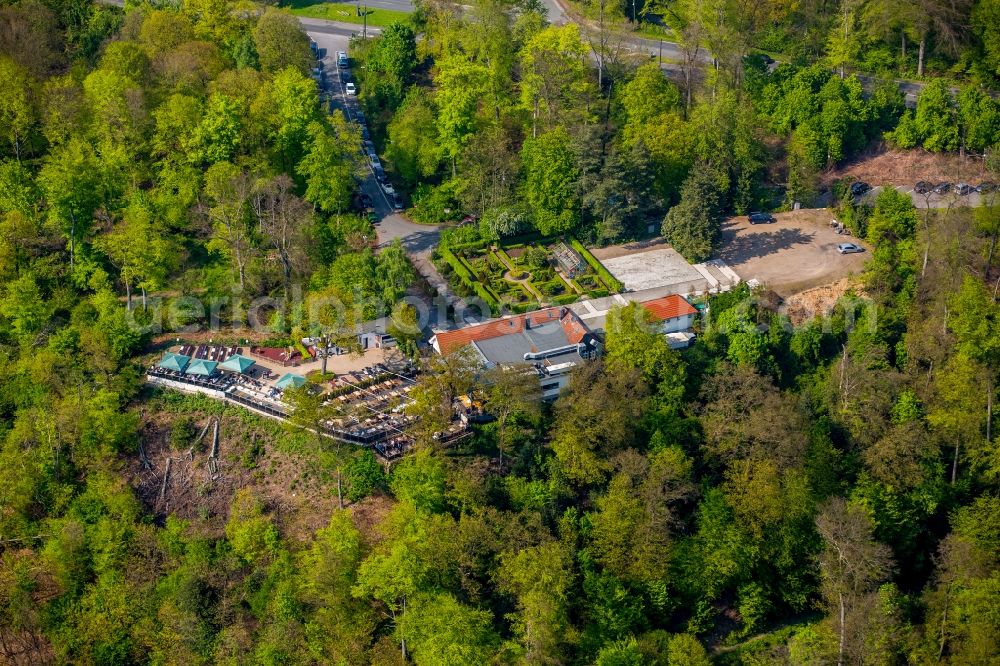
[
  {"x1": 94, "y1": 0, "x2": 966, "y2": 106},
  {"x1": 298, "y1": 16, "x2": 381, "y2": 38},
  {"x1": 308, "y1": 29, "x2": 465, "y2": 327}
]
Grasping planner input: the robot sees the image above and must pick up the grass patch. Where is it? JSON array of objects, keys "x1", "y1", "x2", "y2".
[{"x1": 285, "y1": 0, "x2": 413, "y2": 28}]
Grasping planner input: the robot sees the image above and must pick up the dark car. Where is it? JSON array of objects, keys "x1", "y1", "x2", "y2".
[
  {"x1": 391, "y1": 193, "x2": 404, "y2": 211},
  {"x1": 850, "y1": 181, "x2": 871, "y2": 196},
  {"x1": 374, "y1": 166, "x2": 387, "y2": 184},
  {"x1": 340, "y1": 71, "x2": 352, "y2": 83},
  {"x1": 977, "y1": 182, "x2": 997, "y2": 194},
  {"x1": 914, "y1": 181, "x2": 932, "y2": 194},
  {"x1": 359, "y1": 193, "x2": 373, "y2": 209},
  {"x1": 748, "y1": 212, "x2": 776, "y2": 224},
  {"x1": 956, "y1": 182, "x2": 974, "y2": 196},
  {"x1": 355, "y1": 111, "x2": 366, "y2": 124},
  {"x1": 366, "y1": 211, "x2": 380, "y2": 224},
  {"x1": 933, "y1": 182, "x2": 952, "y2": 195}
]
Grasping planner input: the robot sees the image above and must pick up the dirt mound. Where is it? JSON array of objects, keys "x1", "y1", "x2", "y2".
[{"x1": 782, "y1": 277, "x2": 865, "y2": 326}]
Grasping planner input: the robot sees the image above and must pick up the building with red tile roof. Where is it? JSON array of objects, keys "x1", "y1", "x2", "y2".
[
  {"x1": 641, "y1": 294, "x2": 698, "y2": 325},
  {"x1": 431, "y1": 307, "x2": 600, "y2": 399}
]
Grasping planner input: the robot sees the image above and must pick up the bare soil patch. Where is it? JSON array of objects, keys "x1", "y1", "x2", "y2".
[
  {"x1": 824, "y1": 146, "x2": 989, "y2": 188},
  {"x1": 782, "y1": 277, "x2": 866, "y2": 326},
  {"x1": 718, "y1": 209, "x2": 867, "y2": 297},
  {"x1": 129, "y1": 405, "x2": 341, "y2": 544}
]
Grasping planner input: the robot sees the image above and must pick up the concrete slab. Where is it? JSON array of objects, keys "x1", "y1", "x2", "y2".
[{"x1": 601, "y1": 247, "x2": 707, "y2": 293}]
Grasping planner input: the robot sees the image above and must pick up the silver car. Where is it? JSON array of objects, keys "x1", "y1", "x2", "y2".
[{"x1": 837, "y1": 243, "x2": 864, "y2": 254}]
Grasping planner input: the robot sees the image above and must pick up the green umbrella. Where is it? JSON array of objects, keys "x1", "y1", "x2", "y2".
[
  {"x1": 275, "y1": 373, "x2": 306, "y2": 390},
  {"x1": 158, "y1": 352, "x2": 190, "y2": 373}
]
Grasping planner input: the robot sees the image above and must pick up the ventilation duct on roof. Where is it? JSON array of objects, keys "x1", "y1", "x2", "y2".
[{"x1": 523, "y1": 343, "x2": 584, "y2": 362}]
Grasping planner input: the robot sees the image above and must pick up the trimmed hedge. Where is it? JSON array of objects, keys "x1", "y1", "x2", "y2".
[
  {"x1": 494, "y1": 247, "x2": 515, "y2": 268},
  {"x1": 570, "y1": 238, "x2": 624, "y2": 293},
  {"x1": 551, "y1": 293, "x2": 580, "y2": 306},
  {"x1": 440, "y1": 246, "x2": 500, "y2": 315}
]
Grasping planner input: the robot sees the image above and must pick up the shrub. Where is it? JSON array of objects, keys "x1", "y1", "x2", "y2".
[
  {"x1": 345, "y1": 450, "x2": 386, "y2": 501},
  {"x1": 169, "y1": 416, "x2": 196, "y2": 450},
  {"x1": 440, "y1": 246, "x2": 500, "y2": 314},
  {"x1": 524, "y1": 246, "x2": 549, "y2": 270}
]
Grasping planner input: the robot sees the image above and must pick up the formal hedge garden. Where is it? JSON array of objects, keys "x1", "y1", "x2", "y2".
[{"x1": 434, "y1": 234, "x2": 622, "y2": 314}]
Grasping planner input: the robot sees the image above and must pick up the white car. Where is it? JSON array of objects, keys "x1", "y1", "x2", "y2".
[
  {"x1": 382, "y1": 183, "x2": 396, "y2": 196},
  {"x1": 837, "y1": 243, "x2": 864, "y2": 254},
  {"x1": 345, "y1": 82, "x2": 356, "y2": 95}
]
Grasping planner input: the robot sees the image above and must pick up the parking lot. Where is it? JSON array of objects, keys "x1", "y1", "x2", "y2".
[
  {"x1": 859, "y1": 184, "x2": 997, "y2": 209},
  {"x1": 718, "y1": 209, "x2": 869, "y2": 296}
]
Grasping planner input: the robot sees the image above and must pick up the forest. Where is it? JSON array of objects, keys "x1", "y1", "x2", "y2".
[{"x1": 1, "y1": 0, "x2": 1000, "y2": 664}]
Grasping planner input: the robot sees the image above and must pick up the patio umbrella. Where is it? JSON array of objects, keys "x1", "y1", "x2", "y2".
[
  {"x1": 186, "y1": 359, "x2": 218, "y2": 376},
  {"x1": 158, "y1": 352, "x2": 190, "y2": 373},
  {"x1": 218, "y1": 354, "x2": 256, "y2": 374},
  {"x1": 275, "y1": 373, "x2": 306, "y2": 390}
]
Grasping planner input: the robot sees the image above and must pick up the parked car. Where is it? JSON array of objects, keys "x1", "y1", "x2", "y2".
[
  {"x1": 337, "y1": 51, "x2": 348, "y2": 67},
  {"x1": 382, "y1": 183, "x2": 396, "y2": 196},
  {"x1": 933, "y1": 182, "x2": 952, "y2": 195},
  {"x1": 355, "y1": 111, "x2": 366, "y2": 124},
  {"x1": 850, "y1": 181, "x2": 871, "y2": 196},
  {"x1": 360, "y1": 193, "x2": 373, "y2": 209},
  {"x1": 837, "y1": 243, "x2": 864, "y2": 254},
  {"x1": 956, "y1": 182, "x2": 974, "y2": 196},
  {"x1": 340, "y1": 71, "x2": 352, "y2": 83},
  {"x1": 374, "y1": 166, "x2": 387, "y2": 183},
  {"x1": 391, "y1": 193, "x2": 403, "y2": 210},
  {"x1": 367, "y1": 211, "x2": 380, "y2": 224},
  {"x1": 360, "y1": 125, "x2": 370, "y2": 140},
  {"x1": 977, "y1": 182, "x2": 997, "y2": 193},
  {"x1": 345, "y1": 82, "x2": 356, "y2": 95},
  {"x1": 748, "y1": 212, "x2": 776, "y2": 224},
  {"x1": 914, "y1": 180, "x2": 932, "y2": 194},
  {"x1": 370, "y1": 156, "x2": 382, "y2": 171},
  {"x1": 363, "y1": 140, "x2": 375, "y2": 155},
  {"x1": 310, "y1": 40, "x2": 318, "y2": 53}
]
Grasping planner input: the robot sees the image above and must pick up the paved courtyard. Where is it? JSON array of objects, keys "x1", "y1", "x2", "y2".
[{"x1": 599, "y1": 247, "x2": 707, "y2": 292}]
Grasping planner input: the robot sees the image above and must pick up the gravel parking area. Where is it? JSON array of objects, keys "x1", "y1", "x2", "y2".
[{"x1": 718, "y1": 209, "x2": 868, "y2": 297}]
